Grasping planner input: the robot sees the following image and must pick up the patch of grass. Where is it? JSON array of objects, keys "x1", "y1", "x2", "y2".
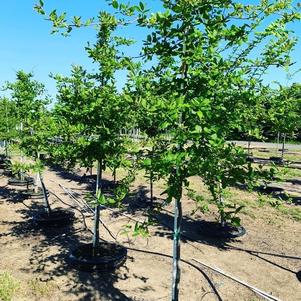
[
  {"x1": 277, "y1": 166, "x2": 301, "y2": 179},
  {"x1": 0, "y1": 272, "x2": 19, "y2": 301},
  {"x1": 277, "y1": 205, "x2": 301, "y2": 221},
  {"x1": 28, "y1": 278, "x2": 55, "y2": 298}
]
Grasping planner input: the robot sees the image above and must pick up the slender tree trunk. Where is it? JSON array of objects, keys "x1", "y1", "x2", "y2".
[
  {"x1": 4, "y1": 141, "x2": 8, "y2": 157},
  {"x1": 93, "y1": 159, "x2": 102, "y2": 252},
  {"x1": 150, "y1": 146, "x2": 154, "y2": 206},
  {"x1": 247, "y1": 136, "x2": 251, "y2": 157},
  {"x1": 20, "y1": 122, "x2": 24, "y2": 163},
  {"x1": 281, "y1": 133, "x2": 286, "y2": 161},
  {"x1": 39, "y1": 172, "x2": 51, "y2": 215},
  {"x1": 216, "y1": 182, "x2": 225, "y2": 227},
  {"x1": 35, "y1": 153, "x2": 40, "y2": 193},
  {"x1": 171, "y1": 181, "x2": 183, "y2": 301},
  {"x1": 171, "y1": 25, "x2": 188, "y2": 301},
  {"x1": 113, "y1": 168, "x2": 116, "y2": 184}
]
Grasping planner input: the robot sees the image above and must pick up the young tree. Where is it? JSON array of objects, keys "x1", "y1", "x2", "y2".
[
  {"x1": 52, "y1": 12, "x2": 135, "y2": 259},
  {"x1": 35, "y1": 0, "x2": 301, "y2": 298},
  {"x1": 4, "y1": 71, "x2": 49, "y2": 185},
  {"x1": 0, "y1": 97, "x2": 17, "y2": 158},
  {"x1": 267, "y1": 83, "x2": 300, "y2": 161}
]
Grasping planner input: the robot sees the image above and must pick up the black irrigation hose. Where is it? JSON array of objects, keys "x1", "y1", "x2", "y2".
[
  {"x1": 125, "y1": 246, "x2": 223, "y2": 301},
  {"x1": 53, "y1": 186, "x2": 118, "y2": 241},
  {"x1": 49, "y1": 190, "x2": 91, "y2": 233},
  {"x1": 59, "y1": 187, "x2": 210, "y2": 277},
  {"x1": 49, "y1": 182, "x2": 291, "y2": 300}
]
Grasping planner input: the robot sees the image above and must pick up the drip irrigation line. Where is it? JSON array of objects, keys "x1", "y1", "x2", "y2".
[
  {"x1": 57, "y1": 184, "x2": 117, "y2": 241},
  {"x1": 192, "y1": 259, "x2": 282, "y2": 301},
  {"x1": 126, "y1": 245, "x2": 280, "y2": 301},
  {"x1": 160, "y1": 208, "x2": 301, "y2": 260},
  {"x1": 48, "y1": 181, "x2": 287, "y2": 300},
  {"x1": 59, "y1": 182, "x2": 147, "y2": 225},
  {"x1": 55, "y1": 181, "x2": 93, "y2": 214},
  {"x1": 226, "y1": 246, "x2": 301, "y2": 261},
  {"x1": 125, "y1": 246, "x2": 223, "y2": 301},
  {"x1": 49, "y1": 190, "x2": 90, "y2": 232}
]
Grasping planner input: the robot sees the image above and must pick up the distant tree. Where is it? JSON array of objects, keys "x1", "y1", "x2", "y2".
[
  {"x1": 0, "y1": 97, "x2": 17, "y2": 156},
  {"x1": 268, "y1": 83, "x2": 300, "y2": 160}
]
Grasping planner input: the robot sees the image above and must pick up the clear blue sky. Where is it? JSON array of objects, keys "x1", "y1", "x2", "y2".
[{"x1": 0, "y1": 0, "x2": 300, "y2": 100}]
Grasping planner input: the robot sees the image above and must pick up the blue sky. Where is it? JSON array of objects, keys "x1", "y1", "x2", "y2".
[{"x1": 0, "y1": 0, "x2": 300, "y2": 100}]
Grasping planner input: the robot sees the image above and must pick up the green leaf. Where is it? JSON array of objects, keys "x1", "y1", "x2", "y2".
[{"x1": 112, "y1": 0, "x2": 118, "y2": 9}]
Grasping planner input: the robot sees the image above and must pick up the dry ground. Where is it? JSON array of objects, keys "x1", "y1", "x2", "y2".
[{"x1": 0, "y1": 155, "x2": 301, "y2": 301}]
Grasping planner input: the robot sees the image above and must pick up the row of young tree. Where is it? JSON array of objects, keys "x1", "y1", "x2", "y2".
[{"x1": 1, "y1": 0, "x2": 301, "y2": 299}]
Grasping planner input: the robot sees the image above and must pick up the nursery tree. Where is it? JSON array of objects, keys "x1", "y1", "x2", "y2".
[
  {"x1": 4, "y1": 71, "x2": 49, "y2": 183},
  {"x1": 267, "y1": 83, "x2": 300, "y2": 160},
  {"x1": 0, "y1": 97, "x2": 17, "y2": 156},
  {"x1": 52, "y1": 13, "x2": 135, "y2": 251},
  {"x1": 133, "y1": 2, "x2": 300, "y2": 299},
  {"x1": 234, "y1": 85, "x2": 268, "y2": 157},
  {"x1": 4, "y1": 71, "x2": 47, "y2": 129},
  {"x1": 35, "y1": 0, "x2": 301, "y2": 299}
]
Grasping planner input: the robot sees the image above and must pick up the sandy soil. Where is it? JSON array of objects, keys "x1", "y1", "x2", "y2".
[{"x1": 0, "y1": 163, "x2": 300, "y2": 301}]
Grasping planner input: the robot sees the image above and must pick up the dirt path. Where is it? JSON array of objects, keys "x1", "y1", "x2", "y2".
[
  {"x1": 231, "y1": 141, "x2": 301, "y2": 151},
  {"x1": 0, "y1": 166, "x2": 301, "y2": 301}
]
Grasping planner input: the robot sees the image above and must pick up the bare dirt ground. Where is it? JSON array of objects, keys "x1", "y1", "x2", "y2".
[{"x1": 0, "y1": 158, "x2": 301, "y2": 301}]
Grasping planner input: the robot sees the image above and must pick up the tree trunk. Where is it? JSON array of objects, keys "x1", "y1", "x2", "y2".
[
  {"x1": 20, "y1": 122, "x2": 24, "y2": 163},
  {"x1": 93, "y1": 159, "x2": 102, "y2": 252},
  {"x1": 171, "y1": 183, "x2": 183, "y2": 301},
  {"x1": 35, "y1": 153, "x2": 40, "y2": 193},
  {"x1": 281, "y1": 133, "x2": 286, "y2": 161},
  {"x1": 39, "y1": 172, "x2": 51, "y2": 215},
  {"x1": 150, "y1": 146, "x2": 154, "y2": 206},
  {"x1": 171, "y1": 25, "x2": 188, "y2": 301},
  {"x1": 247, "y1": 137, "x2": 251, "y2": 157},
  {"x1": 218, "y1": 182, "x2": 225, "y2": 227},
  {"x1": 4, "y1": 141, "x2": 8, "y2": 157},
  {"x1": 113, "y1": 168, "x2": 116, "y2": 184}
]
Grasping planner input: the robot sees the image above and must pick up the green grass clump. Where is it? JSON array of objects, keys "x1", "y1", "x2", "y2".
[{"x1": 0, "y1": 272, "x2": 19, "y2": 301}]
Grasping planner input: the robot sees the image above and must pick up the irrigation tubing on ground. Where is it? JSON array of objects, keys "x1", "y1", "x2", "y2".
[
  {"x1": 123, "y1": 246, "x2": 223, "y2": 301},
  {"x1": 48, "y1": 190, "x2": 91, "y2": 233},
  {"x1": 192, "y1": 259, "x2": 282, "y2": 301},
  {"x1": 54, "y1": 183, "x2": 288, "y2": 301},
  {"x1": 58, "y1": 183, "x2": 147, "y2": 225},
  {"x1": 160, "y1": 208, "x2": 301, "y2": 259},
  {"x1": 57, "y1": 184, "x2": 117, "y2": 241}
]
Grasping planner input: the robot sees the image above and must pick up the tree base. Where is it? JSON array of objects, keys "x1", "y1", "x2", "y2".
[
  {"x1": 8, "y1": 177, "x2": 34, "y2": 187},
  {"x1": 200, "y1": 221, "x2": 246, "y2": 238},
  {"x1": 0, "y1": 159, "x2": 11, "y2": 169},
  {"x1": 297, "y1": 270, "x2": 301, "y2": 282},
  {"x1": 68, "y1": 242, "x2": 127, "y2": 272},
  {"x1": 1, "y1": 169, "x2": 12, "y2": 177},
  {"x1": 33, "y1": 209, "x2": 74, "y2": 227},
  {"x1": 269, "y1": 156, "x2": 284, "y2": 164},
  {"x1": 22, "y1": 188, "x2": 49, "y2": 199}
]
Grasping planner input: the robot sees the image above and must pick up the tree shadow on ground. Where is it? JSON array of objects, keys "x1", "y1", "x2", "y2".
[
  {"x1": 119, "y1": 185, "x2": 165, "y2": 216},
  {"x1": 236, "y1": 182, "x2": 301, "y2": 206},
  {"x1": 225, "y1": 244, "x2": 301, "y2": 277},
  {"x1": 0, "y1": 187, "x2": 135, "y2": 301},
  {"x1": 45, "y1": 163, "x2": 121, "y2": 196},
  {"x1": 45, "y1": 163, "x2": 86, "y2": 184},
  {"x1": 154, "y1": 210, "x2": 241, "y2": 249},
  {"x1": 0, "y1": 184, "x2": 28, "y2": 203}
]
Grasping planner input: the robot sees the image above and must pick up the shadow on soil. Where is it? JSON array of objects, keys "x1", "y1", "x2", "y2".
[
  {"x1": 225, "y1": 245, "x2": 301, "y2": 276},
  {"x1": 0, "y1": 184, "x2": 28, "y2": 203},
  {"x1": 0, "y1": 185, "x2": 135, "y2": 301}
]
